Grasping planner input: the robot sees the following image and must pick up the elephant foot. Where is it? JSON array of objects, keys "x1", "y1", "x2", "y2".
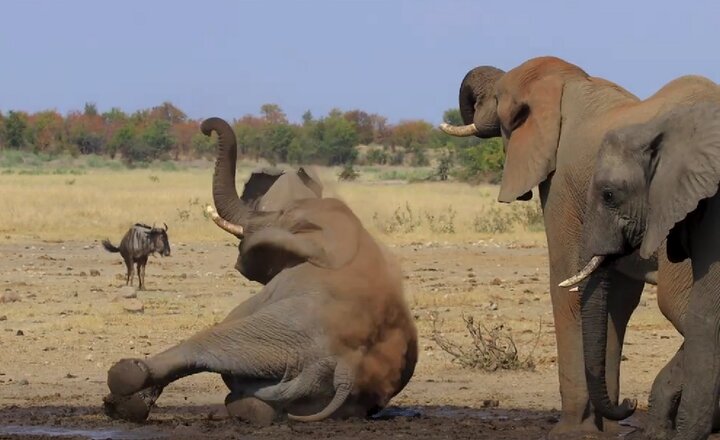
[
  {"x1": 225, "y1": 394, "x2": 277, "y2": 427},
  {"x1": 107, "y1": 359, "x2": 151, "y2": 396},
  {"x1": 103, "y1": 393, "x2": 152, "y2": 423}
]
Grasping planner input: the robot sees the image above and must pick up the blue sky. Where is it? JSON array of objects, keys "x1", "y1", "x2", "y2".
[{"x1": 1, "y1": 0, "x2": 719, "y2": 123}]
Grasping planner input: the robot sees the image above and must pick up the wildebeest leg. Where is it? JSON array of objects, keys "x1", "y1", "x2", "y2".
[
  {"x1": 124, "y1": 257, "x2": 134, "y2": 286},
  {"x1": 103, "y1": 385, "x2": 163, "y2": 423},
  {"x1": 106, "y1": 315, "x2": 293, "y2": 396},
  {"x1": 136, "y1": 256, "x2": 148, "y2": 290}
]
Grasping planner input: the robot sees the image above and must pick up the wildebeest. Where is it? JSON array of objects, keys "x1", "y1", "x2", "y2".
[{"x1": 102, "y1": 223, "x2": 171, "y2": 290}]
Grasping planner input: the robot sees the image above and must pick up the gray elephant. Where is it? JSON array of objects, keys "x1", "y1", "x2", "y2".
[
  {"x1": 561, "y1": 101, "x2": 720, "y2": 440},
  {"x1": 103, "y1": 117, "x2": 418, "y2": 425},
  {"x1": 440, "y1": 57, "x2": 720, "y2": 438}
]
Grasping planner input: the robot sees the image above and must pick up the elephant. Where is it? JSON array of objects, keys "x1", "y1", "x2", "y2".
[
  {"x1": 102, "y1": 117, "x2": 418, "y2": 425},
  {"x1": 440, "y1": 56, "x2": 720, "y2": 437},
  {"x1": 560, "y1": 101, "x2": 720, "y2": 440}
]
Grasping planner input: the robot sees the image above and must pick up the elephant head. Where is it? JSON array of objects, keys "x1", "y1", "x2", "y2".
[
  {"x1": 440, "y1": 57, "x2": 589, "y2": 202},
  {"x1": 559, "y1": 101, "x2": 720, "y2": 420},
  {"x1": 202, "y1": 117, "x2": 359, "y2": 284}
]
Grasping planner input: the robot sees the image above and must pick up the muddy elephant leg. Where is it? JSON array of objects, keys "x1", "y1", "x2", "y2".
[
  {"x1": 672, "y1": 266, "x2": 720, "y2": 440},
  {"x1": 103, "y1": 385, "x2": 163, "y2": 423},
  {"x1": 225, "y1": 391, "x2": 278, "y2": 426},
  {"x1": 107, "y1": 318, "x2": 291, "y2": 396},
  {"x1": 642, "y1": 345, "x2": 684, "y2": 440}
]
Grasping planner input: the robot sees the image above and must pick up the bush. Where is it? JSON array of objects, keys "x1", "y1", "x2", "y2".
[
  {"x1": 337, "y1": 163, "x2": 360, "y2": 181},
  {"x1": 429, "y1": 311, "x2": 540, "y2": 372},
  {"x1": 454, "y1": 137, "x2": 505, "y2": 183},
  {"x1": 365, "y1": 147, "x2": 388, "y2": 165}
]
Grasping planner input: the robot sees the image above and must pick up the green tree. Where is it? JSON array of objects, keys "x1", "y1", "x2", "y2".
[
  {"x1": 140, "y1": 119, "x2": 175, "y2": 160},
  {"x1": 317, "y1": 110, "x2": 358, "y2": 165},
  {"x1": 263, "y1": 123, "x2": 296, "y2": 163},
  {"x1": 84, "y1": 102, "x2": 99, "y2": 117},
  {"x1": 442, "y1": 108, "x2": 463, "y2": 125},
  {"x1": 109, "y1": 124, "x2": 138, "y2": 162},
  {"x1": 2, "y1": 111, "x2": 29, "y2": 149},
  {"x1": 455, "y1": 137, "x2": 505, "y2": 183},
  {"x1": 191, "y1": 131, "x2": 217, "y2": 157},
  {"x1": 260, "y1": 103, "x2": 287, "y2": 125},
  {"x1": 102, "y1": 107, "x2": 128, "y2": 124}
]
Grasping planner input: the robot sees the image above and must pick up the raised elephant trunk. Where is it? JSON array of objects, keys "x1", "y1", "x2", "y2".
[
  {"x1": 439, "y1": 66, "x2": 504, "y2": 138},
  {"x1": 580, "y1": 268, "x2": 637, "y2": 421},
  {"x1": 201, "y1": 117, "x2": 248, "y2": 226}
]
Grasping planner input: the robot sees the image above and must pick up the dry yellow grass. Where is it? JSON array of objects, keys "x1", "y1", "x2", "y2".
[{"x1": 0, "y1": 164, "x2": 546, "y2": 245}]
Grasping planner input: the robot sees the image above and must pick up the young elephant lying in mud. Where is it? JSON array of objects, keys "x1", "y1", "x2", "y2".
[{"x1": 103, "y1": 117, "x2": 418, "y2": 425}]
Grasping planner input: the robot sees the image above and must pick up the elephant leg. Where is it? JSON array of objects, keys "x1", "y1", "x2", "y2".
[
  {"x1": 103, "y1": 385, "x2": 163, "y2": 423},
  {"x1": 225, "y1": 392, "x2": 278, "y2": 426},
  {"x1": 548, "y1": 268, "x2": 642, "y2": 437},
  {"x1": 107, "y1": 316, "x2": 294, "y2": 396},
  {"x1": 644, "y1": 344, "x2": 684, "y2": 440},
  {"x1": 546, "y1": 277, "x2": 598, "y2": 436},
  {"x1": 673, "y1": 278, "x2": 720, "y2": 440}
]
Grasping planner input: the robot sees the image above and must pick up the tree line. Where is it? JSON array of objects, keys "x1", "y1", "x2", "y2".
[{"x1": 0, "y1": 102, "x2": 504, "y2": 180}]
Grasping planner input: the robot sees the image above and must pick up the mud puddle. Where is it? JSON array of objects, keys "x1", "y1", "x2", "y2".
[{"x1": 0, "y1": 425, "x2": 165, "y2": 439}]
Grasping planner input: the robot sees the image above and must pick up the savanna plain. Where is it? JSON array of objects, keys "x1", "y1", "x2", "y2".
[{"x1": 0, "y1": 160, "x2": 694, "y2": 439}]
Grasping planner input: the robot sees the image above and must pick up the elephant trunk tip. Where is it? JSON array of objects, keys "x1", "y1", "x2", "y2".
[
  {"x1": 601, "y1": 398, "x2": 637, "y2": 421},
  {"x1": 201, "y1": 117, "x2": 225, "y2": 137}
]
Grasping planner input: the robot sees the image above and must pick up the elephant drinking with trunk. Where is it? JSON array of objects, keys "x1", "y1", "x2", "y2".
[
  {"x1": 562, "y1": 101, "x2": 720, "y2": 440},
  {"x1": 441, "y1": 56, "x2": 720, "y2": 438},
  {"x1": 103, "y1": 117, "x2": 418, "y2": 425}
]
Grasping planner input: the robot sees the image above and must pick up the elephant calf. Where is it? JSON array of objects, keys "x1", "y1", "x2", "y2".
[{"x1": 103, "y1": 118, "x2": 418, "y2": 425}]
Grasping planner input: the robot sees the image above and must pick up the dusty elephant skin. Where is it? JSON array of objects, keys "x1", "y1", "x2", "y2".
[
  {"x1": 440, "y1": 56, "x2": 720, "y2": 438},
  {"x1": 102, "y1": 117, "x2": 418, "y2": 426},
  {"x1": 102, "y1": 223, "x2": 171, "y2": 291},
  {"x1": 563, "y1": 102, "x2": 720, "y2": 440}
]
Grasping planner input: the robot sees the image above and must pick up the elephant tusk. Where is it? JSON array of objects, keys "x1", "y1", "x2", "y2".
[
  {"x1": 558, "y1": 255, "x2": 605, "y2": 288},
  {"x1": 205, "y1": 205, "x2": 244, "y2": 238},
  {"x1": 439, "y1": 122, "x2": 479, "y2": 137}
]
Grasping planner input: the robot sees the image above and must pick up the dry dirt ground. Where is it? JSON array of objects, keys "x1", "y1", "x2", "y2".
[{"x1": 0, "y1": 237, "x2": 704, "y2": 439}]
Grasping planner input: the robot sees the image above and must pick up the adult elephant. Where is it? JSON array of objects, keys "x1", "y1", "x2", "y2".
[
  {"x1": 561, "y1": 101, "x2": 720, "y2": 440},
  {"x1": 441, "y1": 56, "x2": 719, "y2": 437},
  {"x1": 103, "y1": 118, "x2": 418, "y2": 425}
]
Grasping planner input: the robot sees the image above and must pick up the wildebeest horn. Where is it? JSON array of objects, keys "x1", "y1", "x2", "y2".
[
  {"x1": 163, "y1": 222, "x2": 168, "y2": 231},
  {"x1": 205, "y1": 205, "x2": 244, "y2": 238},
  {"x1": 439, "y1": 122, "x2": 479, "y2": 137},
  {"x1": 558, "y1": 255, "x2": 606, "y2": 288}
]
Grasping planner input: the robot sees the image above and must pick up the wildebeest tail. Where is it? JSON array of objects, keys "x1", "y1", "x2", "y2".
[{"x1": 102, "y1": 239, "x2": 121, "y2": 253}]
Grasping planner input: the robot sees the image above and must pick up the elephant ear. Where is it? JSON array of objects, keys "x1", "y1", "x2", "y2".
[
  {"x1": 640, "y1": 102, "x2": 720, "y2": 259},
  {"x1": 240, "y1": 199, "x2": 360, "y2": 282},
  {"x1": 297, "y1": 167, "x2": 323, "y2": 197},
  {"x1": 240, "y1": 167, "x2": 285, "y2": 208},
  {"x1": 496, "y1": 74, "x2": 564, "y2": 202},
  {"x1": 242, "y1": 167, "x2": 324, "y2": 212}
]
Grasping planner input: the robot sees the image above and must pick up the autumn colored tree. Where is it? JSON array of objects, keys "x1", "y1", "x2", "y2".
[
  {"x1": 65, "y1": 110, "x2": 105, "y2": 155},
  {"x1": 27, "y1": 110, "x2": 65, "y2": 153}
]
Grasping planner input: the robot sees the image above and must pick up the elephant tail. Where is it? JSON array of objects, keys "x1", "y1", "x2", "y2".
[{"x1": 288, "y1": 360, "x2": 354, "y2": 422}]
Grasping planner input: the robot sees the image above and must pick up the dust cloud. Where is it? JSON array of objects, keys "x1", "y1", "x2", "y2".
[{"x1": 320, "y1": 201, "x2": 418, "y2": 408}]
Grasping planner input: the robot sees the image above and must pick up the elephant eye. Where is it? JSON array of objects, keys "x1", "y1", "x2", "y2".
[{"x1": 602, "y1": 189, "x2": 614, "y2": 204}]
